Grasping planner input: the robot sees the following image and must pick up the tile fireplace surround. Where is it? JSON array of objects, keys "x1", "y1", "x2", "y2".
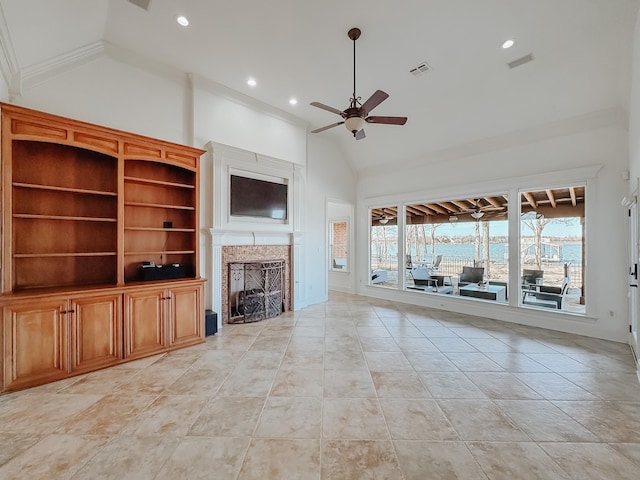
[{"x1": 221, "y1": 245, "x2": 291, "y2": 324}]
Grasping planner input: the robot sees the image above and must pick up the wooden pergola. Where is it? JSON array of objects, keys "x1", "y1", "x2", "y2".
[{"x1": 371, "y1": 187, "x2": 585, "y2": 226}]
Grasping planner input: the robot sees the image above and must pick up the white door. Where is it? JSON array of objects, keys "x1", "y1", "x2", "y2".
[{"x1": 625, "y1": 196, "x2": 639, "y2": 364}]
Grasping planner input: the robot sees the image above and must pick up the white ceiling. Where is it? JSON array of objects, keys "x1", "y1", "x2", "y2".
[{"x1": 2, "y1": 0, "x2": 639, "y2": 175}]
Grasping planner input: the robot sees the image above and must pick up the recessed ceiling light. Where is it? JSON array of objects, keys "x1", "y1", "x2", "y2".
[
  {"x1": 247, "y1": 78, "x2": 257, "y2": 87},
  {"x1": 502, "y1": 39, "x2": 514, "y2": 49},
  {"x1": 289, "y1": 98, "x2": 298, "y2": 105},
  {"x1": 176, "y1": 15, "x2": 189, "y2": 27}
]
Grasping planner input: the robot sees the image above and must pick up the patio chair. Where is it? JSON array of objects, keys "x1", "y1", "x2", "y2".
[
  {"x1": 522, "y1": 269, "x2": 544, "y2": 286},
  {"x1": 458, "y1": 266, "x2": 484, "y2": 288},
  {"x1": 523, "y1": 277, "x2": 570, "y2": 309}
]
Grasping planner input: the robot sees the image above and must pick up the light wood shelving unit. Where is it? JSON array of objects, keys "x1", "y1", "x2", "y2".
[{"x1": 0, "y1": 103, "x2": 206, "y2": 393}]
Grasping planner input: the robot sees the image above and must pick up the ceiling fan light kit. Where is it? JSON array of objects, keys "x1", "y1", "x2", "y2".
[
  {"x1": 310, "y1": 27, "x2": 407, "y2": 139},
  {"x1": 470, "y1": 211, "x2": 485, "y2": 220}
]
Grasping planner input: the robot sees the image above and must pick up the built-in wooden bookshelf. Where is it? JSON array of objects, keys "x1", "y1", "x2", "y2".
[{"x1": 0, "y1": 103, "x2": 206, "y2": 393}]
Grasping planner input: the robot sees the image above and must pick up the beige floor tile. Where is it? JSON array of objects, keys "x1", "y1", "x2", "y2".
[
  {"x1": 59, "y1": 368, "x2": 139, "y2": 395},
  {"x1": 216, "y1": 368, "x2": 276, "y2": 397},
  {"x1": 467, "y1": 441, "x2": 571, "y2": 479},
  {"x1": 371, "y1": 371, "x2": 431, "y2": 398},
  {"x1": 438, "y1": 399, "x2": 530, "y2": 441},
  {"x1": 559, "y1": 372, "x2": 640, "y2": 400},
  {"x1": 418, "y1": 372, "x2": 488, "y2": 399},
  {"x1": 552, "y1": 400, "x2": 640, "y2": 442},
  {"x1": 120, "y1": 394, "x2": 209, "y2": 435},
  {"x1": 165, "y1": 366, "x2": 229, "y2": 396},
  {"x1": 321, "y1": 439, "x2": 402, "y2": 479},
  {"x1": 0, "y1": 392, "x2": 103, "y2": 434},
  {"x1": 483, "y1": 352, "x2": 551, "y2": 372},
  {"x1": 270, "y1": 368, "x2": 324, "y2": 397},
  {"x1": 466, "y1": 372, "x2": 543, "y2": 399},
  {"x1": 71, "y1": 434, "x2": 179, "y2": 480},
  {"x1": 254, "y1": 397, "x2": 321, "y2": 438},
  {"x1": 279, "y1": 350, "x2": 324, "y2": 371},
  {"x1": 405, "y1": 351, "x2": 460, "y2": 371},
  {"x1": 514, "y1": 372, "x2": 598, "y2": 400},
  {"x1": 235, "y1": 350, "x2": 284, "y2": 370},
  {"x1": 0, "y1": 434, "x2": 110, "y2": 480},
  {"x1": 0, "y1": 433, "x2": 41, "y2": 466},
  {"x1": 324, "y1": 349, "x2": 368, "y2": 370},
  {"x1": 364, "y1": 351, "x2": 413, "y2": 371},
  {"x1": 237, "y1": 438, "x2": 320, "y2": 480},
  {"x1": 429, "y1": 336, "x2": 478, "y2": 353},
  {"x1": 394, "y1": 440, "x2": 488, "y2": 480},
  {"x1": 249, "y1": 336, "x2": 290, "y2": 352},
  {"x1": 188, "y1": 396, "x2": 265, "y2": 436},
  {"x1": 154, "y1": 436, "x2": 250, "y2": 480},
  {"x1": 204, "y1": 334, "x2": 256, "y2": 351},
  {"x1": 380, "y1": 399, "x2": 459, "y2": 440},
  {"x1": 538, "y1": 442, "x2": 640, "y2": 480},
  {"x1": 57, "y1": 393, "x2": 157, "y2": 435},
  {"x1": 356, "y1": 326, "x2": 391, "y2": 338},
  {"x1": 324, "y1": 369, "x2": 377, "y2": 398},
  {"x1": 393, "y1": 336, "x2": 439, "y2": 352},
  {"x1": 286, "y1": 335, "x2": 324, "y2": 352},
  {"x1": 357, "y1": 336, "x2": 400, "y2": 352},
  {"x1": 323, "y1": 398, "x2": 389, "y2": 439},
  {"x1": 495, "y1": 399, "x2": 599, "y2": 442}
]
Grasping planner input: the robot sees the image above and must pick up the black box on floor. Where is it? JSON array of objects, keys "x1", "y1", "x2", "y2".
[{"x1": 205, "y1": 310, "x2": 218, "y2": 336}]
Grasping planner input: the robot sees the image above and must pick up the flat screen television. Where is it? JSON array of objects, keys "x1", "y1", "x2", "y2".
[{"x1": 230, "y1": 174, "x2": 288, "y2": 220}]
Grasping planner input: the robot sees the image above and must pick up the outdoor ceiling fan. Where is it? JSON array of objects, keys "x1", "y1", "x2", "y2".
[
  {"x1": 459, "y1": 199, "x2": 502, "y2": 220},
  {"x1": 373, "y1": 208, "x2": 394, "y2": 224},
  {"x1": 310, "y1": 27, "x2": 408, "y2": 140}
]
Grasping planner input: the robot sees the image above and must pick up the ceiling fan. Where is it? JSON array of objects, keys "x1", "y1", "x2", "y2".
[
  {"x1": 372, "y1": 208, "x2": 394, "y2": 224},
  {"x1": 310, "y1": 27, "x2": 408, "y2": 140},
  {"x1": 458, "y1": 199, "x2": 502, "y2": 220}
]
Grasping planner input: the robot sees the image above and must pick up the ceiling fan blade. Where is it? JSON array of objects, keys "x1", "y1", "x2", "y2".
[
  {"x1": 310, "y1": 102, "x2": 344, "y2": 116},
  {"x1": 310, "y1": 121, "x2": 344, "y2": 133},
  {"x1": 360, "y1": 90, "x2": 389, "y2": 115},
  {"x1": 355, "y1": 128, "x2": 366, "y2": 140},
  {"x1": 366, "y1": 116, "x2": 408, "y2": 125}
]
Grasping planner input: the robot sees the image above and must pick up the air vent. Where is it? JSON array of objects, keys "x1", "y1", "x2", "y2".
[
  {"x1": 507, "y1": 53, "x2": 535, "y2": 69},
  {"x1": 128, "y1": 0, "x2": 151, "y2": 11},
  {"x1": 409, "y1": 61, "x2": 431, "y2": 77}
]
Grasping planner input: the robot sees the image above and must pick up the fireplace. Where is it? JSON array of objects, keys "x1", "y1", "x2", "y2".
[
  {"x1": 221, "y1": 245, "x2": 291, "y2": 324},
  {"x1": 229, "y1": 260, "x2": 284, "y2": 323}
]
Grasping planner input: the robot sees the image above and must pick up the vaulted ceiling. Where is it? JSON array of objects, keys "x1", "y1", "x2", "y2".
[{"x1": 1, "y1": 0, "x2": 638, "y2": 176}]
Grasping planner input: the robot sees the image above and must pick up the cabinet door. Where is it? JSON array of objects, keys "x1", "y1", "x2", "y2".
[
  {"x1": 167, "y1": 283, "x2": 203, "y2": 348},
  {"x1": 3, "y1": 299, "x2": 69, "y2": 391},
  {"x1": 71, "y1": 294, "x2": 122, "y2": 373},
  {"x1": 124, "y1": 289, "x2": 166, "y2": 359}
]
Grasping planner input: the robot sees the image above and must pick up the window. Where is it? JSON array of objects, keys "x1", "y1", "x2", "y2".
[
  {"x1": 329, "y1": 220, "x2": 349, "y2": 271},
  {"x1": 519, "y1": 186, "x2": 585, "y2": 313},
  {"x1": 370, "y1": 207, "x2": 398, "y2": 287},
  {"x1": 404, "y1": 196, "x2": 508, "y2": 300}
]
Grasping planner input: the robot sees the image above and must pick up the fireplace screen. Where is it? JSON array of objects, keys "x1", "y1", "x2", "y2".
[{"x1": 229, "y1": 260, "x2": 284, "y2": 323}]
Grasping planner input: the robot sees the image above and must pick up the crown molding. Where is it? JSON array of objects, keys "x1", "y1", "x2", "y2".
[
  {"x1": 19, "y1": 41, "x2": 106, "y2": 91},
  {"x1": 0, "y1": 2, "x2": 19, "y2": 96}
]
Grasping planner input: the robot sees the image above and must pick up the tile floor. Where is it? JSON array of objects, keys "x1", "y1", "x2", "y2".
[{"x1": 1, "y1": 291, "x2": 639, "y2": 479}]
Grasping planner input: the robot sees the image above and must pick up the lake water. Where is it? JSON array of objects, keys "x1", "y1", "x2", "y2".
[{"x1": 392, "y1": 243, "x2": 582, "y2": 264}]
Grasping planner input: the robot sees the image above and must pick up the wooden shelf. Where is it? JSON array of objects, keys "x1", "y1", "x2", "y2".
[
  {"x1": 124, "y1": 227, "x2": 195, "y2": 232},
  {"x1": 124, "y1": 202, "x2": 195, "y2": 211},
  {"x1": 14, "y1": 252, "x2": 117, "y2": 258},
  {"x1": 124, "y1": 250, "x2": 195, "y2": 256},
  {"x1": 13, "y1": 182, "x2": 118, "y2": 196},
  {"x1": 13, "y1": 214, "x2": 117, "y2": 222},
  {"x1": 124, "y1": 176, "x2": 195, "y2": 189}
]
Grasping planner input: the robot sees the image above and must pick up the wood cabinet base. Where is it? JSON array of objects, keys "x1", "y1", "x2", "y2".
[{"x1": 1, "y1": 279, "x2": 205, "y2": 393}]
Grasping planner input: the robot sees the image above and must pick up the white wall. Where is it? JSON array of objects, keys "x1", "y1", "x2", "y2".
[
  {"x1": 631, "y1": 10, "x2": 640, "y2": 183},
  {"x1": 15, "y1": 55, "x2": 189, "y2": 145},
  {"x1": 306, "y1": 135, "x2": 357, "y2": 304},
  {"x1": 358, "y1": 123, "x2": 631, "y2": 342},
  {"x1": 0, "y1": 74, "x2": 8, "y2": 102}
]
